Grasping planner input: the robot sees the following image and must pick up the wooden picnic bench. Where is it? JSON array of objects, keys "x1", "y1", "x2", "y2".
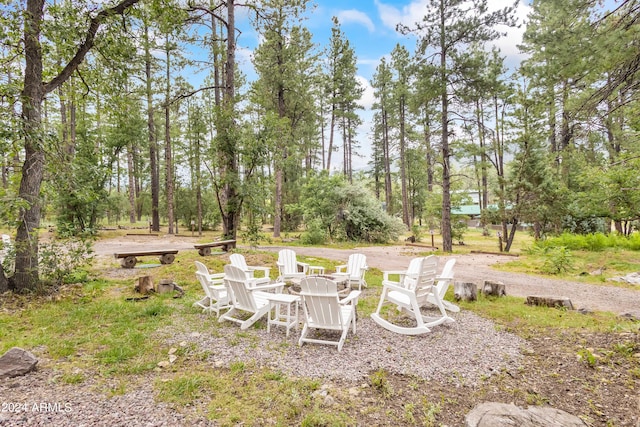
[
  {"x1": 194, "y1": 239, "x2": 236, "y2": 256},
  {"x1": 114, "y1": 249, "x2": 179, "y2": 268}
]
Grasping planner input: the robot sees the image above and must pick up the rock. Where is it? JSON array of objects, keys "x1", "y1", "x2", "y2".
[
  {"x1": 610, "y1": 272, "x2": 640, "y2": 285},
  {"x1": 620, "y1": 311, "x2": 640, "y2": 321},
  {"x1": 0, "y1": 347, "x2": 38, "y2": 379},
  {"x1": 466, "y1": 402, "x2": 586, "y2": 427}
]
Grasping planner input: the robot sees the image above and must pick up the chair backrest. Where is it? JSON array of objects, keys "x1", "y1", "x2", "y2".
[
  {"x1": 413, "y1": 256, "x2": 439, "y2": 304},
  {"x1": 347, "y1": 253, "x2": 366, "y2": 277},
  {"x1": 229, "y1": 253, "x2": 249, "y2": 271},
  {"x1": 299, "y1": 277, "x2": 343, "y2": 329},
  {"x1": 195, "y1": 260, "x2": 210, "y2": 276},
  {"x1": 223, "y1": 264, "x2": 257, "y2": 312},
  {"x1": 278, "y1": 249, "x2": 298, "y2": 274},
  {"x1": 195, "y1": 271, "x2": 213, "y2": 299},
  {"x1": 401, "y1": 257, "x2": 425, "y2": 290},
  {"x1": 436, "y1": 258, "x2": 456, "y2": 295}
]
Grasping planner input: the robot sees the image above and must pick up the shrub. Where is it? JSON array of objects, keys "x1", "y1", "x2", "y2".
[
  {"x1": 296, "y1": 173, "x2": 403, "y2": 244},
  {"x1": 38, "y1": 236, "x2": 94, "y2": 290}
]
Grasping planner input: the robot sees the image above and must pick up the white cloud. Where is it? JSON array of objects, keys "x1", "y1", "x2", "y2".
[
  {"x1": 336, "y1": 9, "x2": 376, "y2": 33},
  {"x1": 356, "y1": 75, "x2": 376, "y2": 110},
  {"x1": 374, "y1": 0, "x2": 532, "y2": 67}
]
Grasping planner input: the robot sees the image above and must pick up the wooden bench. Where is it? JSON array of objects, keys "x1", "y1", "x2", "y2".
[
  {"x1": 194, "y1": 239, "x2": 236, "y2": 256},
  {"x1": 114, "y1": 249, "x2": 179, "y2": 268}
]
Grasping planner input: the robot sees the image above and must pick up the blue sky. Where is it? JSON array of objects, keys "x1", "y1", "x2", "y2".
[{"x1": 220, "y1": 0, "x2": 615, "y2": 170}]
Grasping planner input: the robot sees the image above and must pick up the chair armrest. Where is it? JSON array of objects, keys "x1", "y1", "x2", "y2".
[
  {"x1": 252, "y1": 282, "x2": 284, "y2": 293},
  {"x1": 339, "y1": 290, "x2": 362, "y2": 305},
  {"x1": 382, "y1": 270, "x2": 406, "y2": 282},
  {"x1": 297, "y1": 261, "x2": 309, "y2": 273},
  {"x1": 335, "y1": 264, "x2": 347, "y2": 273},
  {"x1": 435, "y1": 275, "x2": 453, "y2": 282},
  {"x1": 248, "y1": 266, "x2": 271, "y2": 277},
  {"x1": 380, "y1": 280, "x2": 414, "y2": 295}
]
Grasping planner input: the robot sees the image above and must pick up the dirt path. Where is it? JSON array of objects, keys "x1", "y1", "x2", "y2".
[{"x1": 93, "y1": 236, "x2": 640, "y2": 315}]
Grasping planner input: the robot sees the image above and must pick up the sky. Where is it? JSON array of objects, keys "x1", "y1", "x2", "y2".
[{"x1": 225, "y1": 0, "x2": 534, "y2": 171}]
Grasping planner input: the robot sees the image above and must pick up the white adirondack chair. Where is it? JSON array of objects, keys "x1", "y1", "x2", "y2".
[
  {"x1": 219, "y1": 264, "x2": 284, "y2": 330},
  {"x1": 371, "y1": 255, "x2": 454, "y2": 335},
  {"x1": 194, "y1": 261, "x2": 229, "y2": 316},
  {"x1": 276, "y1": 249, "x2": 308, "y2": 282},
  {"x1": 332, "y1": 253, "x2": 368, "y2": 290},
  {"x1": 229, "y1": 253, "x2": 271, "y2": 286},
  {"x1": 425, "y1": 258, "x2": 459, "y2": 313},
  {"x1": 298, "y1": 277, "x2": 361, "y2": 351}
]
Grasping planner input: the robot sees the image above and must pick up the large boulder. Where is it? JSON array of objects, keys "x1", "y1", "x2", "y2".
[
  {"x1": 0, "y1": 347, "x2": 38, "y2": 379},
  {"x1": 466, "y1": 402, "x2": 586, "y2": 427}
]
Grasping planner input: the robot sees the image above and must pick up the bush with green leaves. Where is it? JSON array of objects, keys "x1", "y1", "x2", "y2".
[
  {"x1": 530, "y1": 245, "x2": 574, "y2": 275},
  {"x1": 38, "y1": 236, "x2": 95, "y2": 290},
  {"x1": 294, "y1": 173, "x2": 404, "y2": 244},
  {"x1": 536, "y1": 231, "x2": 640, "y2": 252}
]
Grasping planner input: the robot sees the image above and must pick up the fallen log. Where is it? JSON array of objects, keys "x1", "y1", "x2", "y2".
[{"x1": 526, "y1": 295, "x2": 574, "y2": 310}]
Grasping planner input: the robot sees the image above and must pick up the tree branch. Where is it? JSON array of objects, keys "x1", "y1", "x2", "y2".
[{"x1": 43, "y1": 0, "x2": 142, "y2": 95}]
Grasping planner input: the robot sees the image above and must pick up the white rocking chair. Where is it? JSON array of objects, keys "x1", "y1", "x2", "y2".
[
  {"x1": 298, "y1": 277, "x2": 361, "y2": 351},
  {"x1": 371, "y1": 255, "x2": 454, "y2": 335},
  {"x1": 426, "y1": 258, "x2": 459, "y2": 313},
  {"x1": 193, "y1": 261, "x2": 229, "y2": 317},
  {"x1": 229, "y1": 253, "x2": 271, "y2": 286},
  {"x1": 219, "y1": 264, "x2": 284, "y2": 330},
  {"x1": 332, "y1": 253, "x2": 368, "y2": 290}
]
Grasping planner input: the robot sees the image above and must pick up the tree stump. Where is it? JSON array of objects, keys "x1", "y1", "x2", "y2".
[
  {"x1": 526, "y1": 295, "x2": 574, "y2": 310},
  {"x1": 482, "y1": 280, "x2": 506, "y2": 297},
  {"x1": 135, "y1": 276, "x2": 155, "y2": 294},
  {"x1": 157, "y1": 279, "x2": 175, "y2": 293},
  {"x1": 454, "y1": 281, "x2": 477, "y2": 302}
]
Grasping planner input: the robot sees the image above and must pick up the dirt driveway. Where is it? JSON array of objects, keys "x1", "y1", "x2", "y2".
[{"x1": 93, "y1": 235, "x2": 640, "y2": 315}]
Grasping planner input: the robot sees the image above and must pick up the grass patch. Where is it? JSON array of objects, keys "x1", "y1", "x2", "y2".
[
  {"x1": 457, "y1": 292, "x2": 638, "y2": 336},
  {"x1": 155, "y1": 369, "x2": 337, "y2": 425}
]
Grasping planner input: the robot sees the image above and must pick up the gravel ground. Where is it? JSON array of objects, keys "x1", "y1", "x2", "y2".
[{"x1": 0, "y1": 307, "x2": 526, "y2": 426}]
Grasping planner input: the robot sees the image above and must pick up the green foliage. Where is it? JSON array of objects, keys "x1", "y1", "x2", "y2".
[
  {"x1": 451, "y1": 215, "x2": 469, "y2": 243},
  {"x1": 295, "y1": 173, "x2": 403, "y2": 243},
  {"x1": 535, "y1": 232, "x2": 640, "y2": 252},
  {"x1": 576, "y1": 348, "x2": 598, "y2": 368},
  {"x1": 369, "y1": 368, "x2": 393, "y2": 397},
  {"x1": 300, "y1": 219, "x2": 328, "y2": 245},
  {"x1": 37, "y1": 236, "x2": 95, "y2": 290},
  {"x1": 530, "y1": 245, "x2": 574, "y2": 275},
  {"x1": 300, "y1": 410, "x2": 350, "y2": 427}
]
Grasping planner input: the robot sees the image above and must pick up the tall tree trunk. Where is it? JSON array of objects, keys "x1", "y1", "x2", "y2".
[
  {"x1": 327, "y1": 104, "x2": 335, "y2": 170},
  {"x1": 13, "y1": 0, "x2": 46, "y2": 292},
  {"x1": 399, "y1": 98, "x2": 410, "y2": 229},
  {"x1": 165, "y1": 35, "x2": 174, "y2": 235},
  {"x1": 440, "y1": 39, "x2": 452, "y2": 252},
  {"x1": 218, "y1": 0, "x2": 240, "y2": 240},
  {"x1": 382, "y1": 110, "x2": 392, "y2": 214},
  {"x1": 127, "y1": 148, "x2": 136, "y2": 223},
  {"x1": 144, "y1": 23, "x2": 160, "y2": 232}
]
